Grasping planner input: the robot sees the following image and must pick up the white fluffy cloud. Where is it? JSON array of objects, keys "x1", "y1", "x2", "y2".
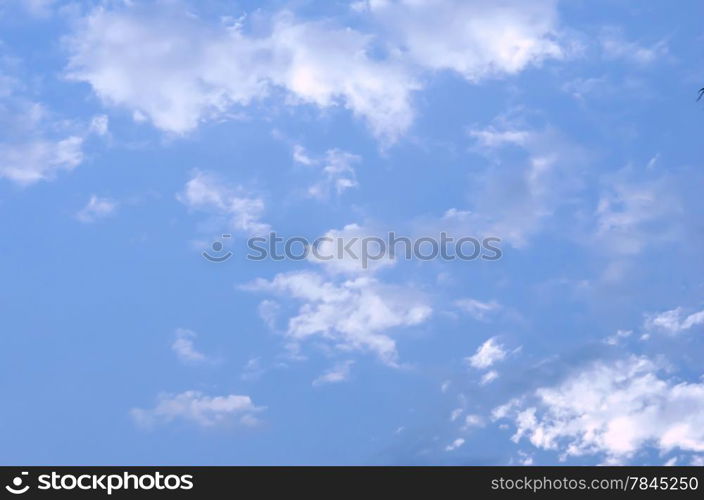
[
  {"x1": 267, "y1": 13, "x2": 418, "y2": 143},
  {"x1": 245, "y1": 271, "x2": 431, "y2": 364},
  {"x1": 445, "y1": 437, "x2": 465, "y2": 452},
  {"x1": 178, "y1": 170, "x2": 269, "y2": 235},
  {"x1": 66, "y1": 0, "x2": 565, "y2": 142},
  {"x1": 66, "y1": 5, "x2": 269, "y2": 135},
  {"x1": 131, "y1": 390, "x2": 264, "y2": 428},
  {"x1": 66, "y1": 5, "x2": 417, "y2": 142},
  {"x1": 495, "y1": 356, "x2": 704, "y2": 462},
  {"x1": 466, "y1": 337, "x2": 508, "y2": 370},
  {"x1": 76, "y1": 195, "x2": 117, "y2": 223},
  {"x1": 358, "y1": 0, "x2": 563, "y2": 80}
]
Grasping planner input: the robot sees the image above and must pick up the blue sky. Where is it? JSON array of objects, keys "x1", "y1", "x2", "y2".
[{"x1": 0, "y1": 0, "x2": 703, "y2": 465}]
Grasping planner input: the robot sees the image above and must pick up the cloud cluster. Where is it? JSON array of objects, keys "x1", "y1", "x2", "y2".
[
  {"x1": 66, "y1": 5, "x2": 416, "y2": 142},
  {"x1": 495, "y1": 356, "x2": 704, "y2": 463},
  {"x1": 66, "y1": 0, "x2": 565, "y2": 142}
]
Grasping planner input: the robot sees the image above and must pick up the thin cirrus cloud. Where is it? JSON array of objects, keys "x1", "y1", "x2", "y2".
[
  {"x1": 64, "y1": 0, "x2": 566, "y2": 143},
  {"x1": 454, "y1": 298, "x2": 502, "y2": 321},
  {"x1": 464, "y1": 121, "x2": 587, "y2": 248},
  {"x1": 599, "y1": 27, "x2": 669, "y2": 65},
  {"x1": 593, "y1": 171, "x2": 683, "y2": 257},
  {"x1": 408, "y1": 118, "x2": 586, "y2": 256},
  {"x1": 1, "y1": 0, "x2": 57, "y2": 18}
]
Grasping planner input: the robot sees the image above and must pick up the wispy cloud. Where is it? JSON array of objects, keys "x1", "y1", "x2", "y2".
[
  {"x1": 454, "y1": 298, "x2": 501, "y2": 321},
  {"x1": 131, "y1": 391, "x2": 264, "y2": 428},
  {"x1": 600, "y1": 27, "x2": 669, "y2": 65},
  {"x1": 178, "y1": 170, "x2": 269, "y2": 235},
  {"x1": 313, "y1": 360, "x2": 354, "y2": 386},
  {"x1": 292, "y1": 145, "x2": 360, "y2": 200},
  {"x1": 76, "y1": 195, "x2": 117, "y2": 223},
  {"x1": 171, "y1": 329, "x2": 209, "y2": 364},
  {"x1": 644, "y1": 307, "x2": 704, "y2": 335}
]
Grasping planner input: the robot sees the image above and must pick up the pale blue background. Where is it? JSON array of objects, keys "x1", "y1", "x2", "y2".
[{"x1": 0, "y1": 0, "x2": 703, "y2": 465}]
